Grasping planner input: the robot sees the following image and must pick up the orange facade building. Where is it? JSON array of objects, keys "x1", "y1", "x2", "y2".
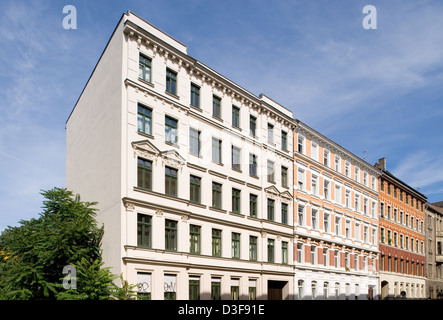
[
  {"x1": 375, "y1": 158, "x2": 427, "y2": 299},
  {"x1": 293, "y1": 120, "x2": 380, "y2": 299}
]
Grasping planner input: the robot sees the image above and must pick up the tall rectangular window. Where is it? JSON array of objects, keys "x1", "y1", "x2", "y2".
[
  {"x1": 137, "y1": 104, "x2": 152, "y2": 135},
  {"x1": 267, "y1": 160, "x2": 275, "y2": 183},
  {"x1": 268, "y1": 239, "x2": 275, "y2": 263},
  {"x1": 139, "y1": 54, "x2": 151, "y2": 82},
  {"x1": 281, "y1": 131, "x2": 288, "y2": 150},
  {"x1": 189, "y1": 128, "x2": 201, "y2": 156},
  {"x1": 232, "y1": 105, "x2": 240, "y2": 128},
  {"x1": 267, "y1": 198, "x2": 275, "y2": 221},
  {"x1": 212, "y1": 138, "x2": 222, "y2": 164},
  {"x1": 164, "y1": 274, "x2": 176, "y2": 300},
  {"x1": 137, "y1": 272, "x2": 151, "y2": 300},
  {"x1": 298, "y1": 135, "x2": 305, "y2": 154},
  {"x1": 231, "y1": 146, "x2": 241, "y2": 171},
  {"x1": 212, "y1": 182, "x2": 222, "y2": 209},
  {"x1": 281, "y1": 166, "x2": 288, "y2": 188},
  {"x1": 232, "y1": 232, "x2": 241, "y2": 259},
  {"x1": 190, "y1": 225, "x2": 201, "y2": 254},
  {"x1": 137, "y1": 213, "x2": 152, "y2": 248},
  {"x1": 249, "y1": 153, "x2": 257, "y2": 177},
  {"x1": 282, "y1": 203, "x2": 288, "y2": 224},
  {"x1": 212, "y1": 229, "x2": 222, "y2": 257},
  {"x1": 166, "y1": 68, "x2": 177, "y2": 95},
  {"x1": 165, "y1": 116, "x2": 178, "y2": 144},
  {"x1": 267, "y1": 123, "x2": 274, "y2": 144},
  {"x1": 190, "y1": 83, "x2": 200, "y2": 108},
  {"x1": 232, "y1": 188, "x2": 241, "y2": 214},
  {"x1": 211, "y1": 278, "x2": 221, "y2": 300},
  {"x1": 213, "y1": 95, "x2": 221, "y2": 118},
  {"x1": 282, "y1": 241, "x2": 288, "y2": 264},
  {"x1": 165, "y1": 166, "x2": 178, "y2": 197},
  {"x1": 249, "y1": 236, "x2": 257, "y2": 261},
  {"x1": 250, "y1": 115, "x2": 257, "y2": 136},
  {"x1": 189, "y1": 175, "x2": 201, "y2": 204},
  {"x1": 189, "y1": 277, "x2": 200, "y2": 300},
  {"x1": 249, "y1": 194, "x2": 257, "y2": 218},
  {"x1": 165, "y1": 220, "x2": 177, "y2": 251},
  {"x1": 249, "y1": 280, "x2": 257, "y2": 300},
  {"x1": 137, "y1": 158, "x2": 152, "y2": 190}
]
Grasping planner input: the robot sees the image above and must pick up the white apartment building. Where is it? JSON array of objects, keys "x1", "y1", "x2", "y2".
[
  {"x1": 293, "y1": 121, "x2": 380, "y2": 299},
  {"x1": 66, "y1": 11, "x2": 295, "y2": 300}
]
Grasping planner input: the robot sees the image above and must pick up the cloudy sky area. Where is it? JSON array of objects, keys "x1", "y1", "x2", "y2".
[{"x1": 1, "y1": 0, "x2": 442, "y2": 231}]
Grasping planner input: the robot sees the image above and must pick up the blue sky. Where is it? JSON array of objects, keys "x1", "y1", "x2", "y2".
[{"x1": 1, "y1": 0, "x2": 443, "y2": 231}]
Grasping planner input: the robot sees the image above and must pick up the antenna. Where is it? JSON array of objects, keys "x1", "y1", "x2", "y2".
[{"x1": 362, "y1": 150, "x2": 367, "y2": 160}]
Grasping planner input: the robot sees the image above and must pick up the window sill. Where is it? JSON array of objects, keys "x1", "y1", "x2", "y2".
[
  {"x1": 209, "y1": 206, "x2": 227, "y2": 214},
  {"x1": 137, "y1": 131, "x2": 154, "y2": 139},
  {"x1": 212, "y1": 115, "x2": 223, "y2": 123},
  {"x1": 164, "y1": 90, "x2": 179, "y2": 100},
  {"x1": 165, "y1": 141, "x2": 179, "y2": 148},
  {"x1": 138, "y1": 78, "x2": 154, "y2": 88}
]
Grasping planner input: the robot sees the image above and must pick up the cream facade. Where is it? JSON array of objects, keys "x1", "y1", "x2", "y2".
[
  {"x1": 66, "y1": 11, "x2": 295, "y2": 300},
  {"x1": 293, "y1": 121, "x2": 380, "y2": 299}
]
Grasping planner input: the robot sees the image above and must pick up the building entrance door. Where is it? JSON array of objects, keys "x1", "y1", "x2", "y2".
[{"x1": 268, "y1": 280, "x2": 287, "y2": 300}]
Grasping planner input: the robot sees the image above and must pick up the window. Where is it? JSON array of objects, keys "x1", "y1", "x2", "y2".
[
  {"x1": 355, "y1": 167, "x2": 360, "y2": 182},
  {"x1": 267, "y1": 160, "x2": 275, "y2": 183},
  {"x1": 213, "y1": 95, "x2": 221, "y2": 118},
  {"x1": 165, "y1": 116, "x2": 178, "y2": 144},
  {"x1": 137, "y1": 272, "x2": 151, "y2": 300},
  {"x1": 137, "y1": 104, "x2": 152, "y2": 135},
  {"x1": 231, "y1": 146, "x2": 241, "y2": 171},
  {"x1": 281, "y1": 131, "x2": 288, "y2": 150},
  {"x1": 231, "y1": 279, "x2": 240, "y2": 300},
  {"x1": 137, "y1": 158, "x2": 152, "y2": 190},
  {"x1": 165, "y1": 166, "x2": 178, "y2": 197},
  {"x1": 324, "y1": 149, "x2": 330, "y2": 167},
  {"x1": 232, "y1": 232, "x2": 240, "y2": 259},
  {"x1": 311, "y1": 281, "x2": 317, "y2": 300},
  {"x1": 298, "y1": 280, "x2": 304, "y2": 300},
  {"x1": 335, "y1": 155, "x2": 341, "y2": 172},
  {"x1": 189, "y1": 175, "x2": 201, "y2": 204},
  {"x1": 345, "y1": 190, "x2": 350, "y2": 208},
  {"x1": 298, "y1": 205, "x2": 305, "y2": 226},
  {"x1": 166, "y1": 68, "x2": 177, "y2": 95},
  {"x1": 268, "y1": 239, "x2": 275, "y2": 263},
  {"x1": 249, "y1": 153, "x2": 257, "y2": 177},
  {"x1": 137, "y1": 214, "x2": 152, "y2": 248},
  {"x1": 267, "y1": 198, "x2": 275, "y2": 221},
  {"x1": 139, "y1": 54, "x2": 151, "y2": 82},
  {"x1": 267, "y1": 123, "x2": 274, "y2": 144},
  {"x1": 249, "y1": 236, "x2": 258, "y2": 261},
  {"x1": 189, "y1": 277, "x2": 200, "y2": 300},
  {"x1": 211, "y1": 278, "x2": 221, "y2": 300},
  {"x1": 297, "y1": 242, "x2": 303, "y2": 263},
  {"x1": 324, "y1": 213, "x2": 330, "y2": 232},
  {"x1": 298, "y1": 135, "x2": 305, "y2": 154},
  {"x1": 282, "y1": 203, "x2": 288, "y2": 224},
  {"x1": 212, "y1": 182, "x2": 222, "y2": 209},
  {"x1": 324, "y1": 180, "x2": 330, "y2": 200},
  {"x1": 335, "y1": 216, "x2": 341, "y2": 235},
  {"x1": 282, "y1": 242, "x2": 288, "y2": 264},
  {"x1": 311, "y1": 245, "x2": 316, "y2": 265},
  {"x1": 323, "y1": 282, "x2": 329, "y2": 299},
  {"x1": 232, "y1": 105, "x2": 240, "y2": 128},
  {"x1": 190, "y1": 83, "x2": 200, "y2": 108},
  {"x1": 335, "y1": 185, "x2": 341, "y2": 205},
  {"x1": 212, "y1": 229, "x2": 222, "y2": 257},
  {"x1": 311, "y1": 142, "x2": 318, "y2": 161},
  {"x1": 165, "y1": 220, "x2": 177, "y2": 251},
  {"x1": 250, "y1": 115, "x2": 257, "y2": 136},
  {"x1": 311, "y1": 175, "x2": 318, "y2": 196},
  {"x1": 334, "y1": 251, "x2": 339, "y2": 268},
  {"x1": 189, "y1": 128, "x2": 201, "y2": 156},
  {"x1": 311, "y1": 209, "x2": 317, "y2": 229},
  {"x1": 153, "y1": 276, "x2": 171, "y2": 300},
  {"x1": 232, "y1": 188, "x2": 241, "y2": 214},
  {"x1": 345, "y1": 220, "x2": 351, "y2": 238},
  {"x1": 249, "y1": 280, "x2": 257, "y2": 300},
  {"x1": 190, "y1": 225, "x2": 201, "y2": 254},
  {"x1": 297, "y1": 168, "x2": 305, "y2": 191},
  {"x1": 249, "y1": 194, "x2": 257, "y2": 218},
  {"x1": 345, "y1": 162, "x2": 350, "y2": 177},
  {"x1": 281, "y1": 166, "x2": 288, "y2": 188},
  {"x1": 212, "y1": 138, "x2": 222, "y2": 164}
]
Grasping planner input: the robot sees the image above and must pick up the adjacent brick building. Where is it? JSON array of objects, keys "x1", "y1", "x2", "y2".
[{"x1": 375, "y1": 158, "x2": 427, "y2": 299}]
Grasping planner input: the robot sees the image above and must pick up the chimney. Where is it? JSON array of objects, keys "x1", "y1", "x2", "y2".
[{"x1": 376, "y1": 157, "x2": 386, "y2": 170}]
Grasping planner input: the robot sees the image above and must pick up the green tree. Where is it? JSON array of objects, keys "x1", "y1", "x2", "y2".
[{"x1": 0, "y1": 187, "x2": 116, "y2": 300}]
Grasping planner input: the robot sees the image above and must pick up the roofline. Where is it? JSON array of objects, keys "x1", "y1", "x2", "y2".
[
  {"x1": 294, "y1": 118, "x2": 380, "y2": 176},
  {"x1": 380, "y1": 169, "x2": 427, "y2": 201}
]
